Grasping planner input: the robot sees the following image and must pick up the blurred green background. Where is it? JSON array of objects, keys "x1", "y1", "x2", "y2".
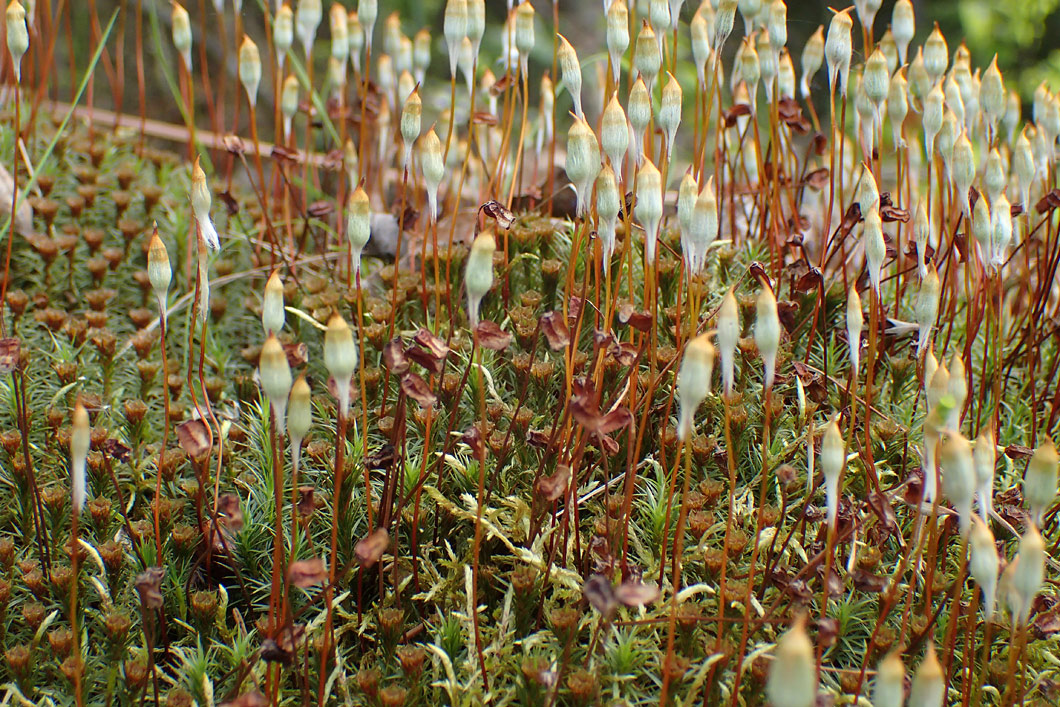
[{"x1": 53, "y1": 1, "x2": 1060, "y2": 126}]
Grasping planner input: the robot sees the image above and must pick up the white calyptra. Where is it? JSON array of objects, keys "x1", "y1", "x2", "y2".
[
  {"x1": 636, "y1": 159, "x2": 663, "y2": 264},
  {"x1": 872, "y1": 651, "x2": 905, "y2": 707},
  {"x1": 676, "y1": 334, "x2": 715, "y2": 441},
  {"x1": 908, "y1": 644, "x2": 945, "y2": 707},
  {"x1": 755, "y1": 286, "x2": 781, "y2": 391},
  {"x1": 347, "y1": 186, "x2": 372, "y2": 280},
  {"x1": 191, "y1": 158, "x2": 220, "y2": 251},
  {"x1": 601, "y1": 92, "x2": 628, "y2": 176},
  {"x1": 238, "y1": 36, "x2": 261, "y2": 108},
  {"x1": 595, "y1": 165, "x2": 621, "y2": 273},
  {"x1": 659, "y1": 72, "x2": 682, "y2": 158},
  {"x1": 799, "y1": 25, "x2": 824, "y2": 99},
  {"x1": 946, "y1": 353, "x2": 967, "y2": 430},
  {"x1": 940, "y1": 431, "x2": 976, "y2": 535},
  {"x1": 606, "y1": 0, "x2": 629, "y2": 85},
  {"x1": 820, "y1": 416, "x2": 844, "y2": 528},
  {"x1": 400, "y1": 89, "x2": 421, "y2": 172},
  {"x1": 171, "y1": 2, "x2": 192, "y2": 73},
  {"x1": 565, "y1": 115, "x2": 600, "y2": 218},
  {"x1": 923, "y1": 23, "x2": 948, "y2": 84},
  {"x1": 557, "y1": 34, "x2": 582, "y2": 119},
  {"x1": 687, "y1": 177, "x2": 719, "y2": 276},
  {"x1": 717, "y1": 290, "x2": 740, "y2": 396},
  {"x1": 287, "y1": 375, "x2": 312, "y2": 476},
  {"x1": 846, "y1": 286, "x2": 862, "y2": 379},
  {"x1": 70, "y1": 402, "x2": 89, "y2": 512},
  {"x1": 419, "y1": 127, "x2": 445, "y2": 223},
  {"x1": 465, "y1": 231, "x2": 496, "y2": 329},
  {"x1": 677, "y1": 171, "x2": 699, "y2": 276},
  {"x1": 443, "y1": 0, "x2": 467, "y2": 79},
  {"x1": 922, "y1": 83, "x2": 944, "y2": 161},
  {"x1": 628, "y1": 78, "x2": 652, "y2": 166},
  {"x1": 148, "y1": 230, "x2": 171, "y2": 312},
  {"x1": 323, "y1": 314, "x2": 359, "y2": 419},
  {"x1": 991, "y1": 193, "x2": 1013, "y2": 268},
  {"x1": 259, "y1": 334, "x2": 293, "y2": 435},
  {"x1": 824, "y1": 7, "x2": 853, "y2": 96},
  {"x1": 891, "y1": 0, "x2": 914, "y2": 65},
  {"x1": 1024, "y1": 440, "x2": 1058, "y2": 526},
  {"x1": 274, "y1": 5, "x2": 293, "y2": 70},
  {"x1": 262, "y1": 271, "x2": 285, "y2": 335},
  {"x1": 887, "y1": 69, "x2": 909, "y2": 148},
  {"x1": 983, "y1": 149, "x2": 1006, "y2": 205},
  {"x1": 1009, "y1": 128, "x2": 1034, "y2": 208},
  {"x1": 863, "y1": 206, "x2": 885, "y2": 296},
  {"x1": 914, "y1": 264, "x2": 940, "y2": 356},
  {"x1": 713, "y1": 0, "x2": 738, "y2": 53},
  {"x1": 765, "y1": 615, "x2": 817, "y2": 707},
  {"x1": 969, "y1": 517, "x2": 1000, "y2": 619},
  {"x1": 914, "y1": 201, "x2": 931, "y2": 278},
  {"x1": 1013, "y1": 524, "x2": 1047, "y2": 626},
  {"x1": 973, "y1": 427, "x2": 996, "y2": 522},
  {"x1": 295, "y1": 0, "x2": 322, "y2": 59},
  {"x1": 690, "y1": 9, "x2": 712, "y2": 88}
]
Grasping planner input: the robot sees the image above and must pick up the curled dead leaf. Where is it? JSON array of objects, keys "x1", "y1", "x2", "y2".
[
  {"x1": 405, "y1": 345, "x2": 445, "y2": 375},
  {"x1": 480, "y1": 200, "x2": 515, "y2": 230},
  {"x1": 219, "y1": 691, "x2": 268, "y2": 707},
  {"x1": 413, "y1": 328, "x2": 450, "y2": 360},
  {"x1": 401, "y1": 372, "x2": 437, "y2": 408},
  {"x1": 355, "y1": 528, "x2": 389, "y2": 567},
  {"x1": 583, "y1": 574, "x2": 617, "y2": 617},
  {"x1": 0, "y1": 338, "x2": 20, "y2": 374},
  {"x1": 283, "y1": 342, "x2": 309, "y2": 368},
  {"x1": 1035, "y1": 188, "x2": 1060, "y2": 214},
  {"x1": 102, "y1": 438, "x2": 131, "y2": 463},
  {"x1": 296, "y1": 486, "x2": 316, "y2": 518},
  {"x1": 134, "y1": 566, "x2": 165, "y2": 610},
  {"x1": 222, "y1": 134, "x2": 245, "y2": 155},
  {"x1": 539, "y1": 311, "x2": 569, "y2": 350},
  {"x1": 616, "y1": 303, "x2": 652, "y2": 332},
  {"x1": 176, "y1": 419, "x2": 212, "y2": 461},
  {"x1": 613, "y1": 579, "x2": 660, "y2": 607},
  {"x1": 475, "y1": 320, "x2": 512, "y2": 350},
  {"x1": 462, "y1": 425, "x2": 484, "y2": 458},
  {"x1": 287, "y1": 558, "x2": 328, "y2": 588},
  {"x1": 723, "y1": 103, "x2": 752, "y2": 128},
  {"x1": 536, "y1": 464, "x2": 571, "y2": 502},
  {"x1": 804, "y1": 168, "x2": 830, "y2": 191},
  {"x1": 383, "y1": 338, "x2": 409, "y2": 375}
]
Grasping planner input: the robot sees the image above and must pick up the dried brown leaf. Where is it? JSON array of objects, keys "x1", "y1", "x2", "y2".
[
  {"x1": 401, "y1": 372, "x2": 437, "y2": 408},
  {"x1": 475, "y1": 320, "x2": 512, "y2": 350},
  {"x1": 413, "y1": 328, "x2": 450, "y2": 360},
  {"x1": 219, "y1": 691, "x2": 268, "y2": 707},
  {"x1": 614, "y1": 579, "x2": 660, "y2": 607},
  {"x1": 405, "y1": 345, "x2": 444, "y2": 375},
  {"x1": 134, "y1": 566, "x2": 165, "y2": 610},
  {"x1": 0, "y1": 338, "x2": 20, "y2": 373},
  {"x1": 283, "y1": 342, "x2": 309, "y2": 368},
  {"x1": 540, "y1": 311, "x2": 569, "y2": 350},
  {"x1": 616, "y1": 303, "x2": 652, "y2": 332},
  {"x1": 176, "y1": 419, "x2": 212, "y2": 460},
  {"x1": 536, "y1": 464, "x2": 571, "y2": 502},
  {"x1": 804, "y1": 167, "x2": 830, "y2": 191},
  {"x1": 287, "y1": 558, "x2": 328, "y2": 588},
  {"x1": 583, "y1": 574, "x2": 617, "y2": 617},
  {"x1": 383, "y1": 338, "x2": 409, "y2": 375},
  {"x1": 355, "y1": 528, "x2": 389, "y2": 567},
  {"x1": 480, "y1": 200, "x2": 515, "y2": 229}
]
